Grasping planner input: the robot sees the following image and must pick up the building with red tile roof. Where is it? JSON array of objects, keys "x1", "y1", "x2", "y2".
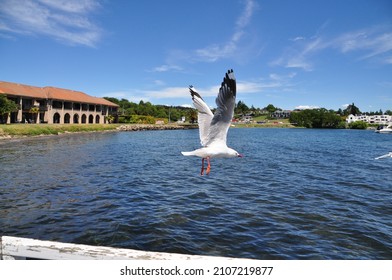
[{"x1": 0, "y1": 81, "x2": 118, "y2": 124}]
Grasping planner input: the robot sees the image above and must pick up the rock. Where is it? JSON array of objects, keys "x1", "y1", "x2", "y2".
[{"x1": 116, "y1": 124, "x2": 196, "y2": 132}]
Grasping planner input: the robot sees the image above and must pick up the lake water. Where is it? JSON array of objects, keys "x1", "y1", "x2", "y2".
[{"x1": 0, "y1": 128, "x2": 391, "y2": 259}]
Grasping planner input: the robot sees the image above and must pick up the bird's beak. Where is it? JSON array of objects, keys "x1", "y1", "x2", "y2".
[{"x1": 238, "y1": 154, "x2": 244, "y2": 158}]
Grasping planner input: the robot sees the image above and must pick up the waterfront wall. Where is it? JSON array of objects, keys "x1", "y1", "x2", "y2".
[{"x1": 116, "y1": 124, "x2": 197, "y2": 131}]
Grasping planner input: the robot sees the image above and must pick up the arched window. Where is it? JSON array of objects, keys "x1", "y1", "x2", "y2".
[
  {"x1": 81, "y1": 114, "x2": 87, "y2": 124},
  {"x1": 73, "y1": 114, "x2": 79, "y2": 124},
  {"x1": 64, "y1": 113, "x2": 70, "y2": 123},
  {"x1": 95, "y1": 115, "x2": 100, "y2": 124},
  {"x1": 53, "y1": 113, "x2": 60, "y2": 124},
  {"x1": 89, "y1": 114, "x2": 94, "y2": 124}
]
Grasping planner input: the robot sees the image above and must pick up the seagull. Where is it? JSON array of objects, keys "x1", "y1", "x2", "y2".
[
  {"x1": 375, "y1": 152, "x2": 392, "y2": 160},
  {"x1": 181, "y1": 69, "x2": 242, "y2": 175}
]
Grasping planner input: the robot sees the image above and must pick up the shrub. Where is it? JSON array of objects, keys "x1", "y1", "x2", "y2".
[{"x1": 348, "y1": 121, "x2": 368, "y2": 129}]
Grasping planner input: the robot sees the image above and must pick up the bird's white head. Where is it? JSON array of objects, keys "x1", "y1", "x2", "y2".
[{"x1": 228, "y1": 148, "x2": 243, "y2": 158}]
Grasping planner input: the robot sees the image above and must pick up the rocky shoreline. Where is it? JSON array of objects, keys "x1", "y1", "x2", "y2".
[
  {"x1": 116, "y1": 124, "x2": 198, "y2": 131},
  {"x1": 0, "y1": 123, "x2": 198, "y2": 141}
]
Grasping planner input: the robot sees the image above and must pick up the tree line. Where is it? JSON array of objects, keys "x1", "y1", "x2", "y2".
[
  {"x1": 289, "y1": 103, "x2": 392, "y2": 129},
  {"x1": 289, "y1": 109, "x2": 345, "y2": 128},
  {"x1": 1, "y1": 93, "x2": 390, "y2": 127},
  {"x1": 103, "y1": 97, "x2": 197, "y2": 123},
  {"x1": 103, "y1": 97, "x2": 283, "y2": 124},
  {"x1": 100, "y1": 98, "x2": 392, "y2": 128}
]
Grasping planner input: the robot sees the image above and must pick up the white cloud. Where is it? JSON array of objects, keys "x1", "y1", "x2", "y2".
[
  {"x1": 237, "y1": 80, "x2": 287, "y2": 93},
  {"x1": 237, "y1": 81, "x2": 264, "y2": 93},
  {"x1": 377, "y1": 81, "x2": 392, "y2": 88},
  {"x1": 127, "y1": 96, "x2": 150, "y2": 103},
  {"x1": 153, "y1": 80, "x2": 166, "y2": 86},
  {"x1": 100, "y1": 69, "x2": 297, "y2": 104},
  {"x1": 385, "y1": 57, "x2": 392, "y2": 64},
  {"x1": 143, "y1": 75, "x2": 295, "y2": 101},
  {"x1": 295, "y1": 105, "x2": 320, "y2": 110},
  {"x1": 99, "y1": 90, "x2": 150, "y2": 103},
  {"x1": 0, "y1": 0, "x2": 102, "y2": 47},
  {"x1": 284, "y1": 58, "x2": 313, "y2": 71},
  {"x1": 238, "y1": 72, "x2": 296, "y2": 93},
  {"x1": 195, "y1": 43, "x2": 235, "y2": 63},
  {"x1": 290, "y1": 36, "x2": 305, "y2": 42},
  {"x1": 236, "y1": 0, "x2": 255, "y2": 29},
  {"x1": 273, "y1": 24, "x2": 392, "y2": 71},
  {"x1": 144, "y1": 87, "x2": 189, "y2": 99},
  {"x1": 150, "y1": 0, "x2": 258, "y2": 71},
  {"x1": 272, "y1": 37, "x2": 326, "y2": 71},
  {"x1": 180, "y1": 104, "x2": 193, "y2": 108},
  {"x1": 194, "y1": 0, "x2": 257, "y2": 62},
  {"x1": 150, "y1": 64, "x2": 183, "y2": 73},
  {"x1": 334, "y1": 27, "x2": 392, "y2": 61},
  {"x1": 37, "y1": 0, "x2": 100, "y2": 14}
]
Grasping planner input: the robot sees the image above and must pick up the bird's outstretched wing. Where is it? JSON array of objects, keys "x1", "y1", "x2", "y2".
[
  {"x1": 190, "y1": 86, "x2": 213, "y2": 147},
  {"x1": 206, "y1": 69, "x2": 236, "y2": 146}
]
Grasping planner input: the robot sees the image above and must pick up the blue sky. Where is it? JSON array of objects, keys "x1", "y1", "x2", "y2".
[{"x1": 1, "y1": 0, "x2": 391, "y2": 112}]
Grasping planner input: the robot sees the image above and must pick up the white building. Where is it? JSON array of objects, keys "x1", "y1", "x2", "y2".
[{"x1": 346, "y1": 114, "x2": 392, "y2": 125}]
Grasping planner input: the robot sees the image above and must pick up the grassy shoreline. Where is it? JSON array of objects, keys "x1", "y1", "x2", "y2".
[
  {"x1": 232, "y1": 123, "x2": 295, "y2": 128},
  {"x1": 0, "y1": 123, "x2": 200, "y2": 139},
  {"x1": 0, "y1": 124, "x2": 121, "y2": 138}
]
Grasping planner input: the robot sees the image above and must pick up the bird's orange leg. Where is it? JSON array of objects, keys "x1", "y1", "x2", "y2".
[
  {"x1": 206, "y1": 157, "x2": 211, "y2": 175},
  {"x1": 200, "y1": 158, "x2": 205, "y2": 175}
]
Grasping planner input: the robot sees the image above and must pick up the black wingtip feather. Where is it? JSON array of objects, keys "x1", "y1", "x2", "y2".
[
  {"x1": 189, "y1": 85, "x2": 204, "y2": 101},
  {"x1": 189, "y1": 69, "x2": 236, "y2": 101},
  {"x1": 223, "y1": 69, "x2": 236, "y2": 97}
]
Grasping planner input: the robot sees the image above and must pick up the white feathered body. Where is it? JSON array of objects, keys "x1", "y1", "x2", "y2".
[
  {"x1": 181, "y1": 69, "x2": 241, "y2": 161},
  {"x1": 181, "y1": 144, "x2": 239, "y2": 159}
]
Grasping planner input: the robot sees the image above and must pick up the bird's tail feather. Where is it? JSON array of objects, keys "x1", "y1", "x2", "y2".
[{"x1": 181, "y1": 151, "x2": 194, "y2": 156}]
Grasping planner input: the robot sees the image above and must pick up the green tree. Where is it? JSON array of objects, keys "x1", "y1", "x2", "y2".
[
  {"x1": 343, "y1": 103, "x2": 361, "y2": 116},
  {"x1": 264, "y1": 104, "x2": 278, "y2": 114},
  {"x1": 337, "y1": 108, "x2": 343, "y2": 116},
  {"x1": 105, "y1": 115, "x2": 115, "y2": 124},
  {"x1": 187, "y1": 108, "x2": 198, "y2": 123},
  {"x1": 105, "y1": 95, "x2": 230, "y2": 123},
  {"x1": 103, "y1": 97, "x2": 120, "y2": 105},
  {"x1": 155, "y1": 106, "x2": 168, "y2": 118},
  {"x1": 349, "y1": 121, "x2": 368, "y2": 129},
  {"x1": 29, "y1": 106, "x2": 40, "y2": 123},
  {"x1": 290, "y1": 108, "x2": 344, "y2": 128},
  {"x1": 120, "y1": 98, "x2": 133, "y2": 114},
  {"x1": 0, "y1": 95, "x2": 19, "y2": 122},
  {"x1": 235, "y1": 100, "x2": 249, "y2": 115}
]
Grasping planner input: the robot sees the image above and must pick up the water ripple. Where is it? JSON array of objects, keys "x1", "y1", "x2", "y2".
[{"x1": 1, "y1": 129, "x2": 391, "y2": 259}]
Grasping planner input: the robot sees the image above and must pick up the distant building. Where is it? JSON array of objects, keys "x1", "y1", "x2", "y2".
[
  {"x1": 346, "y1": 114, "x2": 392, "y2": 125},
  {"x1": 257, "y1": 109, "x2": 269, "y2": 115},
  {"x1": 0, "y1": 81, "x2": 119, "y2": 124},
  {"x1": 271, "y1": 110, "x2": 291, "y2": 119},
  {"x1": 177, "y1": 116, "x2": 186, "y2": 123},
  {"x1": 236, "y1": 114, "x2": 253, "y2": 123},
  {"x1": 241, "y1": 115, "x2": 253, "y2": 123}
]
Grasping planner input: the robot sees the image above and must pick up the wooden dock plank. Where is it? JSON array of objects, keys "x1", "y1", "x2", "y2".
[{"x1": 1, "y1": 236, "x2": 238, "y2": 260}]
